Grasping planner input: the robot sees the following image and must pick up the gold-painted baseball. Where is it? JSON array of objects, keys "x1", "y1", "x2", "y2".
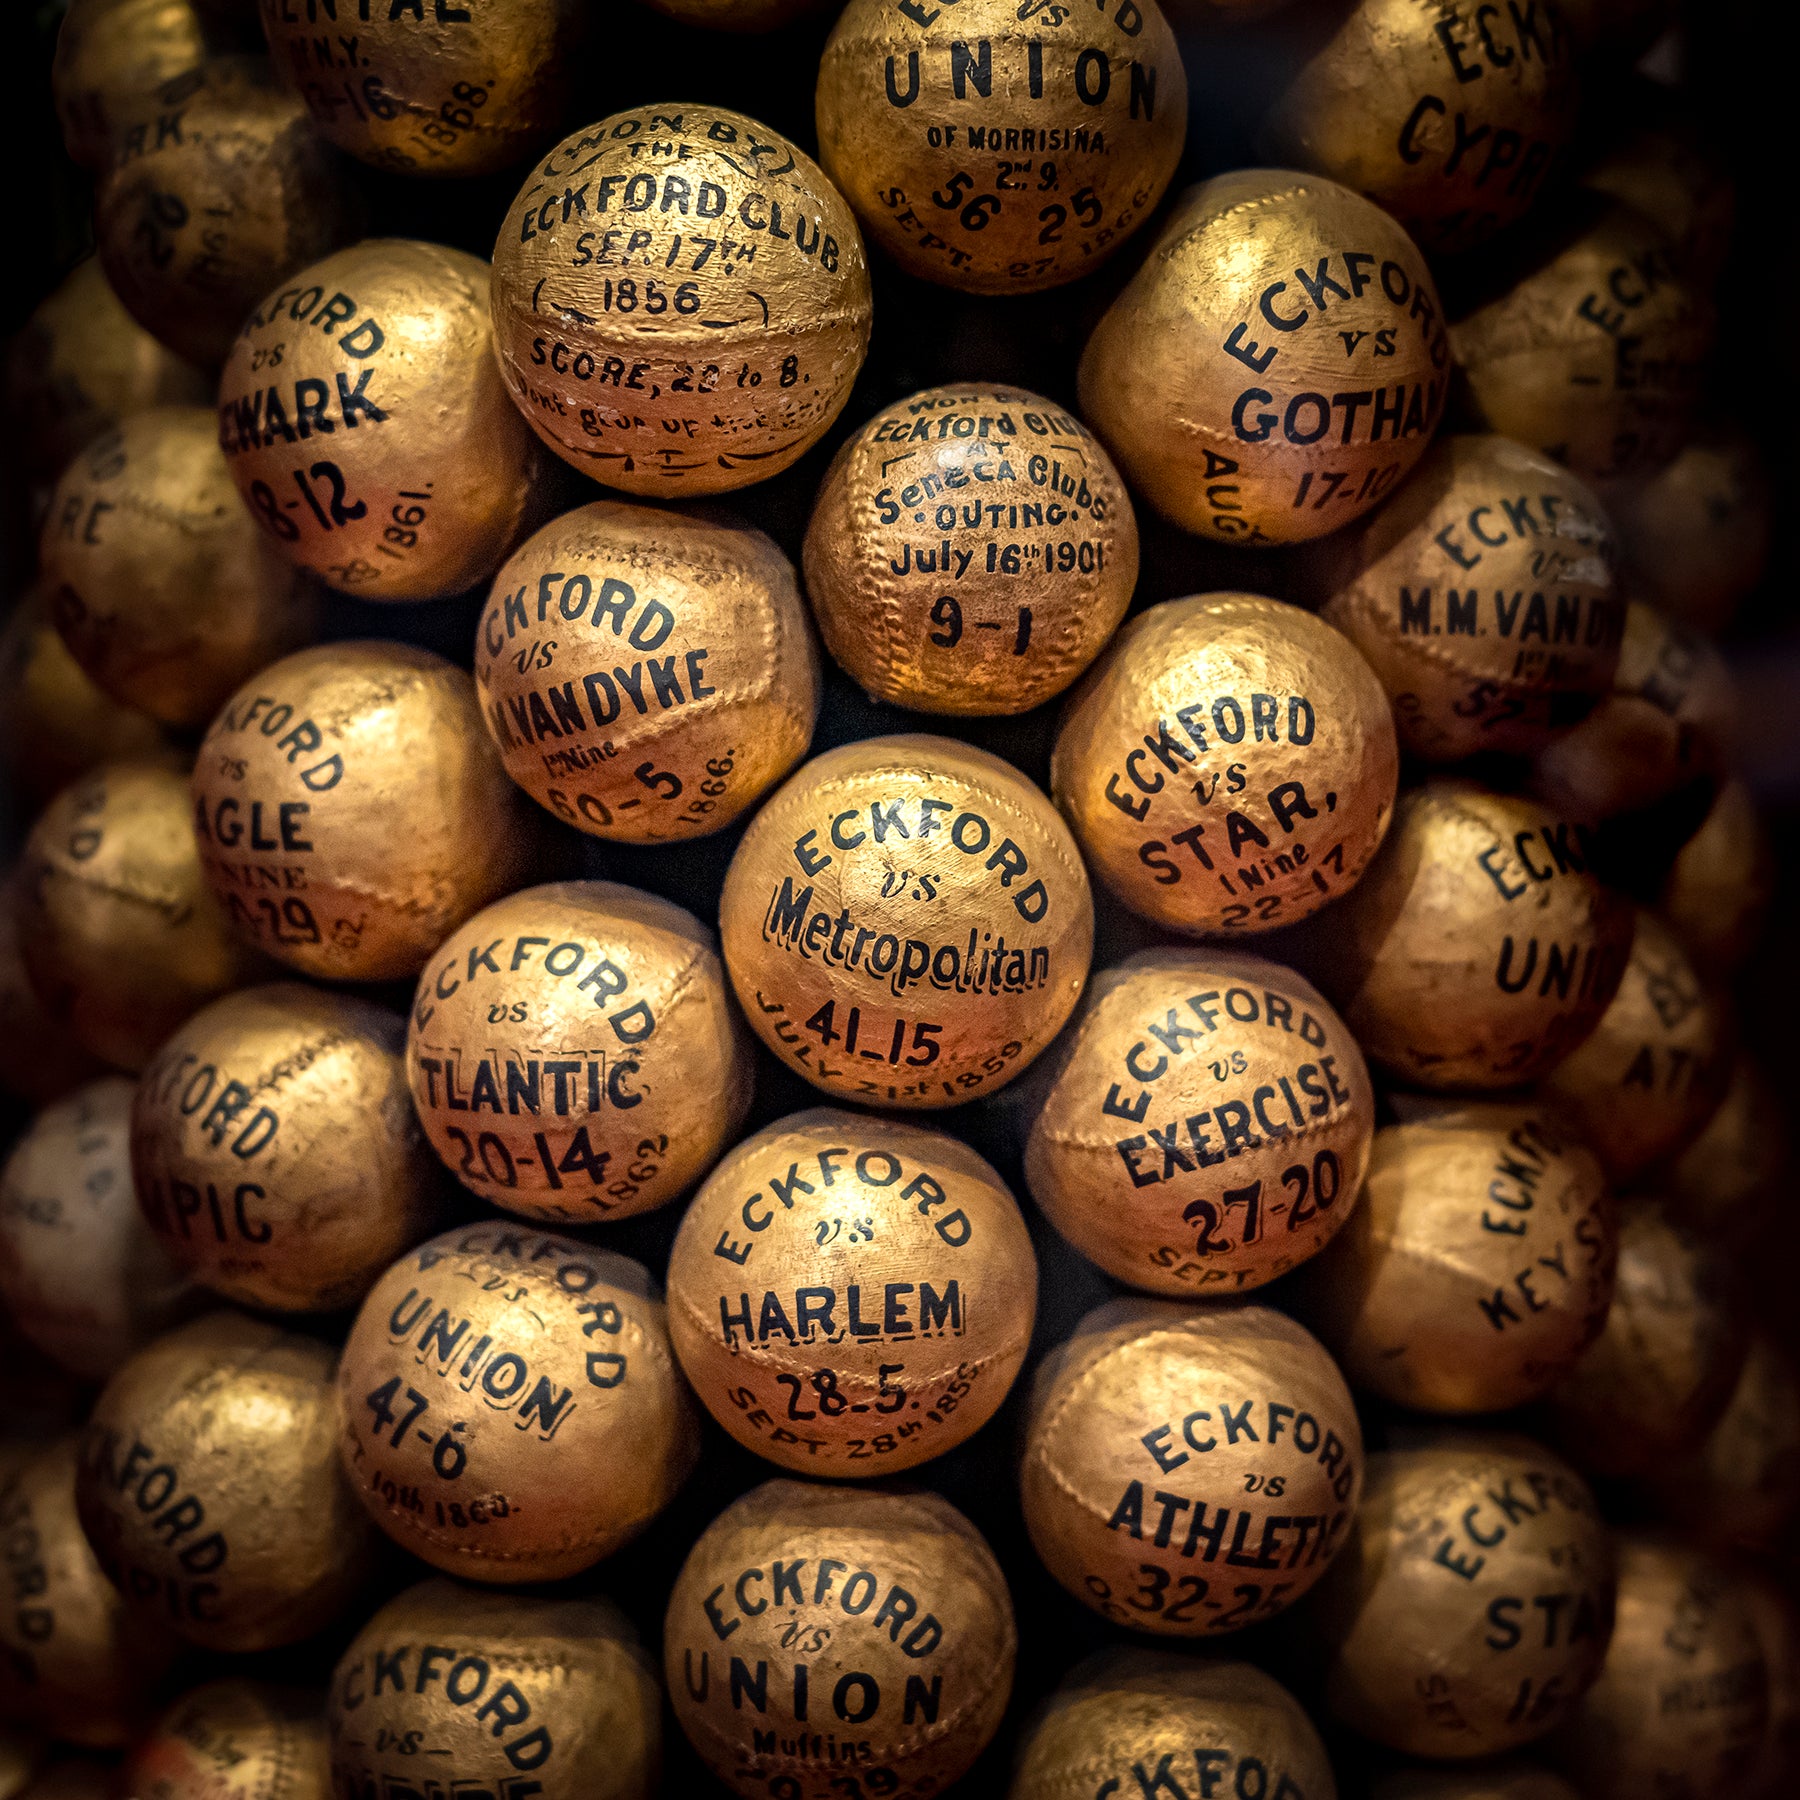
[
  {"x1": 476, "y1": 500, "x2": 819, "y2": 841},
  {"x1": 1024, "y1": 947, "x2": 1374, "y2": 1296},
  {"x1": 1547, "y1": 1536, "x2": 1769, "y2": 1800},
  {"x1": 406, "y1": 881, "x2": 752, "y2": 1222},
  {"x1": 720, "y1": 734, "x2": 1093, "y2": 1107},
  {"x1": 0, "y1": 877, "x2": 103, "y2": 1108},
  {"x1": 666, "y1": 1108, "x2": 1036, "y2": 1475},
  {"x1": 191, "y1": 642, "x2": 529, "y2": 983},
  {"x1": 1021, "y1": 1298, "x2": 1363, "y2": 1636},
  {"x1": 1321, "y1": 435, "x2": 1621, "y2": 762},
  {"x1": 125, "y1": 1680, "x2": 329, "y2": 1800},
  {"x1": 1052, "y1": 594, "x2": 1399, "y2": 936},
  {"x1": 1264, "y1": 0, "x2": 1577, "y2": 254},
  {"x1": 329, "y1": 1579, "x2": 658, "y2": 1800},
  {"x1": 665, "y1": 1480, "x2": 1014, "y2": 1799},
  {"x1": 0, "y1": 1438, "x2": 182, "y2": 1749},
  {"x1": 490, "y1": 104, "x2": 871, "y2": 493},
  {"x1": 52, "y1": 0, "x2": 212, "y2": 169},
  {"x1": 1529, "y1": 602, "x2": 1733, "y2": 825},
  {"x1": 0, "y1": 1078, "x2": 197, "y2": 1382},
  {"x1": 1650, "y1": 1334, "x2": 1800, "y2": 1552},
  {"x1": 1450, "y1": 201, "x2": 1713, "y2": 484},
  {"x1": 1301, "y1": 1101, "x2": 1615, "y2": 1414},
  {"x1": 815, "y1": 0, "x2": 1186, "y2": 294},
  {"x1": 19, "y1": 761, "x2": 265, "y2": 1072},
  {"x1": 131, "y1": 984, "x2": 443, "y2": 1313},
  {"x1": 219, "y1": 240, "x2": 541, "y2": 601},
  {"x1": 336, "y1": 1225, "x2": 696, "y2": 1582},
  {"x1": 40, "y1": 407, "x2": 317, "y2": 729},
  {"x1": 1666, "y1": 1051, "x2": 1784, "y2": 1246},
  {"x1": 1314, "y1": 1433, "x2": 1615, "y2": 1757},
  {"x1": 76, "y1": 1311, "x2": 380, "y2": 1651},
  {"x1": 1079, "y1": 171, "x2": 1449, "y2": 543},
  {"x1": 0, "y1": 590, "x2": 173, "y2": 812},
  {"x1": 1606, "y1": 429, "x2": 1770, "y2": 634},
  {"x1": 1319, "y1": 780, "x2": 1635, "y2": 1090},
  {"x1": 95, "y1": 57, "x2": 357, "y2": 367},
  {"x1": 1009, "y1": 1650, "x2": 1335, "y2": 1800},
  {"x1": 4, "y1": 259, "x2": 208, "y2": 485},
  {"x1": 1536, "y1": 908, "x2": 1729, "y2": 1185},
  {"x1": 260, "y1": 0, "x2": 586, "y2": 178},
  {"x1": 1661, "y1": 781, "x2": 1773, "y2": 980},
  {"x1": 803, "y1": 383, "x2": 1137, "y2": 714},
  {"x1": 1548, "y1": 1203, "x2": 1748, "y2": 1480}
]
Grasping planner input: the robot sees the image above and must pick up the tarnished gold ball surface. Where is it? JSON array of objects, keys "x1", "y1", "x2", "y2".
[
  {"x1": 667, "y1": 1108, "x2": 1037, "y2": 1475},
  {"x1": 95, "y1": 57, "x2": 357, "y2": 367},
  {"x1": 1264, "y1": 0, "x2": 1576, "y2": 254},
  {"x1": 665, "y1": 1480, "x2": 1014, "y2": 1799},
  {"x1": 0, "y1": 590, "x2": 173, "y2": 813},
  {"x1": 260, "y1": 0, "x2": 585, "y2": 178},
  {"x1": 1314, "y1": 1433, "x2": 1615, "y2": 1757},
  {"x1": 0, "y1": 1439, "x2": 182, "y2": 1749},
  {"x1": 1021, "y1": 1298, "x2": 1362, "y2": 1635},
  {"x1": 1024, "y1": 947, "x2": 1374, "y2": 1296},
  {"x1": 219, "y1": 240, "x2": 540, "y2": 600},
  {"x1": 1052, "y1": 594, "x2": 1399, "y2": 936},
  {"x1": 1321, "y1": 435, "x2": 1621, "y2": 762},
  {"x1": 1319, "y1": 780, "x2": 1634, "y2": 1090},
  {"x1": 1606, "y1": 429, "x2": 1769, "y2": 633},
  {"x1": 1649, "y1": 1333, "x2": 1800, "y2": 1551},
  {"x1": 191, "y1": 641, "x2": 528, "y2": 983},
  {"x1": 476, "y1": 501, "x2": 819, "y2": 840},
  {"x1": 1661, "y1": 780, "x2": 1774, "y2": 978},
  {"x1": 52, "y1": 0, "x2": 212, "y2": 169},
  {"x1": 4, "y1": 259, "x2": 208, "y2": 485},
  {"x1": 1009, "y1": 1650, "x2": 1334, "y2": 1800},
  {"x1": 815, "y1": 0, "x2": 1186, "y2": 294},
  {"x1": 76, "y1": 1310, "x2": 379, "y2": 1651},
  {"x1": 1302, "y1": 1101, "x2": 1614, "y2": 1414},
  {"x1": 0, "y1": 1078, "x2": 196, "y2": 1381},
  {"x1": 803, "y1": 384, "x2": 1137, "y2": 714},
  {"x1": 407, "y1": 881, "x2": 752, "y2": 1222},
  {"x1": 20, "y1": 761, "x2": 265, "y2": 1072},
  {"x1": 337, "y1": 1225, "x2": 696, "y2": 1582},
  {"x1": 490, "y1": 104, "x2": 872, "y2": 493},
  {"x1": 1450, "y1": 202, "x2": 1712, "y2": 483},
  {"x1": 131, "y1": 984, "x2": 443, "y2": 1313},
  {"x1": 1537, "y1": 908, "x2": 1729, "y2": 1184},
  {"x1": 125, "y1": 1680, "x2": 329, "y2": 1800},
  {"x1": 1548, "y1": 1536, "x2": 1769, "y2": 1800},
  {"x1": 1079, "y1": 171, "x2": 1448, "y2": 543},
  {"x1": 720, "y1": 733, "x2": 1093, "y2": 1107},
  {"x1": 1666, "y1": 1051, "x2": 1784, "y2": 1245},
  {"x1": 1548, "y1": 1203, "x2": 1747, "y2": 1480},
  {"x1": 1529, "y1": 603, "x2": 1733, "y2": 825},
  {"x1": 40, "y1": 408, "x2": 317, "y2": 729},
  {"x1": 1372, "y1": 1763, "x2": 1584, "y2": 1800},
  {"x1": 329, "y1": 1579, "x2": 658, "y2": 1800},
  {"x1": 0, "y1": 878, "x2": 102, "y2": 1108}
]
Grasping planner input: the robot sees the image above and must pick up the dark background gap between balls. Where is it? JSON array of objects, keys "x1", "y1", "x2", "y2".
[{"x1": 3, "y1": 2, "x2": 1799, "y2": 1796}]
